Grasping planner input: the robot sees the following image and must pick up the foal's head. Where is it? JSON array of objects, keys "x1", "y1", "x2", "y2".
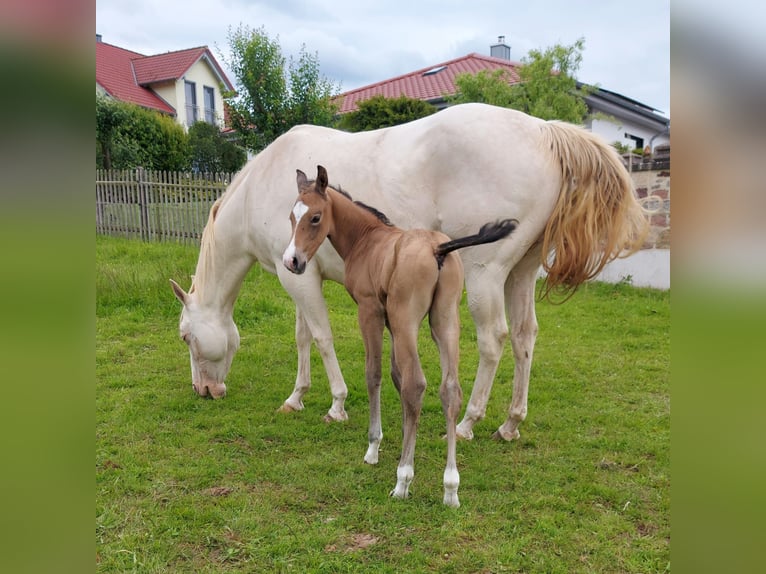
[{"x1": 282, "y1": 165, "x2": 333, "y2": 274}]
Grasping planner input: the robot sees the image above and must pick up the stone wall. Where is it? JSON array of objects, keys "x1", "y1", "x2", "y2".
[{"x1": 624, "y1": 147, "x2": 670, "y2": 249}]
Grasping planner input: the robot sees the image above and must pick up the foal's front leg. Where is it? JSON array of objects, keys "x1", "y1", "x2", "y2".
[{"x1": 358, "y1": 303, "x2": 385, "y2": 464}]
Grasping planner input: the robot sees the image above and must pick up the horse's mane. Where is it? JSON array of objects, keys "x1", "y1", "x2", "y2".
[
  {"x1": 192, "y1": 167, "x2": 251, "y2": 297},
  {"x1": 317, "y1": 180, "x2": 393, "y2": 227}
]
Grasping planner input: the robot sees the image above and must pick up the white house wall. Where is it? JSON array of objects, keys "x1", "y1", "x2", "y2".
[
  {"x1": 177, "y1": 61, "x2": 227, "y2": 130},
  {"x1": 587, "y1": 116, "x2": 669, "y2": 151}
]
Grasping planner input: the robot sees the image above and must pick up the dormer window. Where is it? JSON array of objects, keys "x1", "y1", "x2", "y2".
[{"x1": 422, "y1": 65, "x2": 447, "y2": 76}]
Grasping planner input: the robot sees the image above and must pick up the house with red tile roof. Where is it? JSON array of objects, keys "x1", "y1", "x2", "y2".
[
  {"x1": 96, "y1": 34, "x2": 235, "y2": 132},
  {"x1": 338, "y1": 37, "x2": 669, "y2": 152}
]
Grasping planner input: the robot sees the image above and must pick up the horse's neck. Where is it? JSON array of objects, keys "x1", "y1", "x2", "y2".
[
  {"x1": 327, "y1": 189, "x2": 389, "y2": 261},
  {"x1": 192, "y1": 200, "x2": 254, "y2": 314}
]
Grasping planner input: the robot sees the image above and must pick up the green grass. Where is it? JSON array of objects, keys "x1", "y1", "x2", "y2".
[{"x1": 96, "y1": 236, "x2": 670, "y2": 573}]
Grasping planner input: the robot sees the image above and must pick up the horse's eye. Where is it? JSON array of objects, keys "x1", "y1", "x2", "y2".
[{"x1": 311, "y1": 214, "x2": 321, "y2": 224}]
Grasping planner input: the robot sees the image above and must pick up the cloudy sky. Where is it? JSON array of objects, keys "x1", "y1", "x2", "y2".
[{"x1": 96, "y1": 0, "x2": 670, "y2": 117}]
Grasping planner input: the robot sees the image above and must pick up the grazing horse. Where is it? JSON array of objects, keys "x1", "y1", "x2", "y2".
[
  {"x1": 282, "y1": 165, "x2": 517, "y2": 506},
  {"x1": 170, "y1": 103, "x2": 648, "y2": 441}
]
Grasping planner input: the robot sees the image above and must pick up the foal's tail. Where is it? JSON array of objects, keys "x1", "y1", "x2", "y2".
[
  {"x1": 538, "y1": 120, "x2": 650, "y2": 299},
  {"x1": 435, "y1": 219, "x2": 518, "y2": 269}
]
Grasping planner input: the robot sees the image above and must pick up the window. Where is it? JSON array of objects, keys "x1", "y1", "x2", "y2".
[
  {"x1": 204, "y1": 86, "x2": 216, "y2": 124},
  {"x1": 422, "y1": 65, "x2": 447, "y2": 76},
  {"x1": 185, "y1": 81, "x2": 198, "y2": 125},
  {"x1": 624, "y1": 132, "x2": 644, "y2": 151}
]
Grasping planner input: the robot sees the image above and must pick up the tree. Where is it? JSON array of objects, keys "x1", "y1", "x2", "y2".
[
  {"x1": 447, "y1": 69, "x2": 517, "y2": 108},
  {"x1": 222, "y1": 25, "x2": 340, "y2": 153},
  {"x1": 96, "y1": 95, "x2": 129, "y2": 169},
  {"x1": 96, "y1": 95, "x2": 190, "y2": 170},
  {"x1": 187, "y1": 121, "x2": 247, "y2": 173},
  {"x1": 338, "y1": 95, "x2": 437, "y2": 132},
  {"x1": 449, "y1": 38, "x2": 593, "y2": 124}
]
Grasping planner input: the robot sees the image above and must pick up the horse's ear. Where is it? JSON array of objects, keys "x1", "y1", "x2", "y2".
[
  {"x1": 169, "y1": 279, "x2": 188, "y2": 305},
  {"x1": 296, "y1": 169, "x2": 308, "y2": 189},
  {"x1": 316, "y1": 165, "x2": 328, "y2": 196}
]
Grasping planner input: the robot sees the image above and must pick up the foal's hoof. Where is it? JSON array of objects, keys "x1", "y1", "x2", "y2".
[
  {"x1": 491, "y1": 428, "x2": 521, "y2": 442},
  {"x1": 443, "y1": 492, "x2": 460, "y2": 508}
]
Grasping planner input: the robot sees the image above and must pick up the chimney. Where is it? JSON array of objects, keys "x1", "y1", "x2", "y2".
[
  {"x1": 490, "y1": 35, "x2": 511, "y2": 60},
  {"x1": 96, "y1": 34, "x2": 102, "y2": 43}
]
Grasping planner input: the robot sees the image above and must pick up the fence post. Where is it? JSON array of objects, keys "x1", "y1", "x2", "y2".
[
  {"x1": 137, "y1": 167, "x2": 150, "y2": 241},
  {"x1": 95, "y1": 169, "x2": 105, "y2": 232}
]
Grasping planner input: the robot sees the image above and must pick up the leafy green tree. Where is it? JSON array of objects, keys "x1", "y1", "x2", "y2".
[
  {"x1": 286, "y1": 47, "x2": 340, "y2": 128},
  {"x1": 338, "y1": 95, "x2": 437, "y2": 132},
  {"x1": 447, "y1": 69, "x2": 517, "y2": 108},
  {"x1": 96, "y1": 95, "x2": 129, "y2": 169},
  {"x1": 222, "y1": 25, "x2": 340, "y2": 153},
  {"x1": 450, "y1": 38, "x2": 593, "y2": 123},
  {"x1": 188, "y1": 121, "x2": 247, "y2": 173},
  {"x1": 96, "y1": 95, "x2": 190, "y2": 170}
]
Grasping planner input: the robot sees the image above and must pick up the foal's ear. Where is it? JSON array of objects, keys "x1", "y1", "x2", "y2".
[
  {"x1": 296, "y1": 169, "x2": 308, "y2": 189},
  {"x1": 316, "y1": 165, "x2": 328, "y2": 196}
]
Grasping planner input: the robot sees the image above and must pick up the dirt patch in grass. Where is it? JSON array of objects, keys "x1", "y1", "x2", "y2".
[{"x1": 325, "y1": 533, "x2": 379, "y2": 553}]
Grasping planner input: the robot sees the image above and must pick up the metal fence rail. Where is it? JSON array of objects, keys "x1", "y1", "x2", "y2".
[{"x1": 96, "y1": 169, "x2": 235, "y2": 244}]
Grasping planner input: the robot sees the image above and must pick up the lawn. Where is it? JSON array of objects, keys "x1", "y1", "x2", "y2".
[{"x1": 96, "y1": 236, "x2": 670, "y2": 573}]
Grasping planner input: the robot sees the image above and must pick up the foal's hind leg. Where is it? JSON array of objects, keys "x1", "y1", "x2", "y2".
[
  {"x1": 429, "y1": 261, "x2": 464, "y2": 507},
  {"x1": 388, "y1": 322, "x2": 427, "y2": 500},
  {"x1": 493, "y1": 251, "x2": 539, "y2": 441}
]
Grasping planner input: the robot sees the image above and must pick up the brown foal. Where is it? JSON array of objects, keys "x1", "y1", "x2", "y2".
[{"x1": 282, "y1": 165, "x2": 517, "y2": 507}]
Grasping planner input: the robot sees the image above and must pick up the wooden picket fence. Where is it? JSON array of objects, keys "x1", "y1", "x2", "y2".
[{"x1": 96, "y1": 169, "x2": 236, "y2": 244}]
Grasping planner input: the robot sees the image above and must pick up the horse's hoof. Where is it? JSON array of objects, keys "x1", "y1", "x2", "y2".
[
  {"x1": 323, "y1": 410, "x2": 348, "y2": 423},
  {"x1": 491, "y1": 428, "x2": 520, "y2": 442},
  {"x1": 277, "y1": 401, "x2": 303, "y2": 414},
  {"x1": 455, "y1": 423, "x2": 474, "y2": 441}
]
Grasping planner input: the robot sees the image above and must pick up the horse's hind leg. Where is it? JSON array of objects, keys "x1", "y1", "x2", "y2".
[
  {"x1": 456, "y1": 272, "x2": 509, "y2": 440},
  {"x1": 430, "y1": 261, "x2": 464, "y2": 507},
  {"x1": 493, "y1": 249, "x2": 540, "y2": 441},
  {"x1": 276, "y1": 266, "x2": 348, "y2": 422}
]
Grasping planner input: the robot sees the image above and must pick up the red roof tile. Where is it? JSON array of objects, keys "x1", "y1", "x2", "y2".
[
  {"x1": 132, "y1": 47, "x2": 234, "y2": 91},
  {"x1": 96, "y1": 41, "x2": 176, "y2": 114},
  {"x1": 96, "y1": 41, "x2": 234, "y2": 115},
  {"x1": 337, "y1": 53, "x2": 521, "y2": 113}
]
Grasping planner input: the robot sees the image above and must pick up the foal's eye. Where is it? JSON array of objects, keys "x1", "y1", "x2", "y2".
[{"x1": 310, "y1": 214, "x2": 321, "y2": 224}]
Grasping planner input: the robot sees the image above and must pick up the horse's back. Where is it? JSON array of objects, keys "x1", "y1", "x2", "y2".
[{"x1": 233, "y1": 104, "x2": 562, "y2": 277}]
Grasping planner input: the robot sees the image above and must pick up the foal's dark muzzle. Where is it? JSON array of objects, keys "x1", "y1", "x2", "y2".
[{"x1": 292, "y1": 257, "x2": 306, "y2": 274}]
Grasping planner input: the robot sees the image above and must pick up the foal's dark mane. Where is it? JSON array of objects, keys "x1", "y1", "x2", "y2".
[{"x1": 309, "y1": 178, "x2": 394, "y2": 227}]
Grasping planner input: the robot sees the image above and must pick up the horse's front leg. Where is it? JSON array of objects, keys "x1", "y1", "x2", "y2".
[
  {"x1": 493, "y1": 254, "x2": 539, "y2": 441},
  {"x1": 279, "y1": 305, "x2": 312, "y2": 413},
  {"x1": 358, "y1": 302, "x2": 385, "y2": 464},
  {"x1": 276, "y1": 265, "x2": 348, "y2": 422}
]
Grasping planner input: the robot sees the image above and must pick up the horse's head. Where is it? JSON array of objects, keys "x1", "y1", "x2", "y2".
[
  {"x1": 282, "y1": 165, "x2": 332, "y2": 274},
  {"x1": 169, "y1": 279, "x2": 240, "y2": 398}
]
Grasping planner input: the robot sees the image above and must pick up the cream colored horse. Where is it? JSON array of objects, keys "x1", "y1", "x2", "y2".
[
  {"x1": 170, "y1": 103, "x2": 647, "y2": 442},
  {"x1": 282, "y1": 165, "x2": 517, "y2": 506}
]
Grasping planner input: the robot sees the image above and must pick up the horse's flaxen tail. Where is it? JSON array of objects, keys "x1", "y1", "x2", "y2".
[
  {"x1": 539, "y1": 121, "x2": 650, "y2": 300},
  {"x1": 434, "y1": 218, "x2": 518, "y2": 269}
]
